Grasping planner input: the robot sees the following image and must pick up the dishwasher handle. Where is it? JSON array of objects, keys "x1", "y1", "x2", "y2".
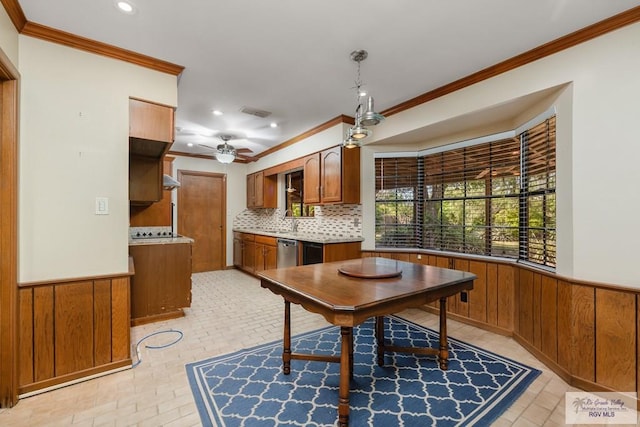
[{"x1": 277, "y1": 238, "x2": 298, "y2": 247}]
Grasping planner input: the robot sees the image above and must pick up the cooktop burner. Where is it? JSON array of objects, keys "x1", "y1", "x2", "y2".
[
  {"x1": 129, "y1": 225, "x2": 183, "y2": 240},
  {"x1": 131, "y1": 231, "x2": 178, "y2": 239}
]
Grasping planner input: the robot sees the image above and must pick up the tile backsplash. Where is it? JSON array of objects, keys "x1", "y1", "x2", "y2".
[{"x1": 233, "y1": 205, "x2": 362, "y2": 238}]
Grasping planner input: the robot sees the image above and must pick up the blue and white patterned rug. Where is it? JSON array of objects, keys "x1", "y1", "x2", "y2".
[{"x1": 186, "y1": 316, "x2": 540, "y2": 426}]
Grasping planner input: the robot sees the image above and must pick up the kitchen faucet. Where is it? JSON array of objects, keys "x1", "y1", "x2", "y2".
[{"x1": 283, "y1": 209, "x2": 298, "y2": 232}]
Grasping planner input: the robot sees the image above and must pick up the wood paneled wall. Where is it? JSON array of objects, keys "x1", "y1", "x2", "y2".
[
  {"x1": 18, "y1": 275, "x2": 131, "y2": 395},
  {"x1": 363, "y1": 250, "x2": 639, "y2": 399}
]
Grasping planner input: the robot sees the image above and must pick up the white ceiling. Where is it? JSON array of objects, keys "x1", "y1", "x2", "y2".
[{"x1": 17, "y1": 0, "x2": 640, "y2": 158}]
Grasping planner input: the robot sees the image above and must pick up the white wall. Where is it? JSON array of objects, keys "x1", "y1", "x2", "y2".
[
  {"x1": 171, "y1": 156, "x2": 247, "y2": 266},
  {"x1": 0, "y1": 7, "x2": 18, "y2": 67},
  {"x1": 18, "y1": 36, "x2": 177, "y2": 282}
]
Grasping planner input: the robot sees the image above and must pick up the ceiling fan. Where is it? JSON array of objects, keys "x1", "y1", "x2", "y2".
[{"x1": 198, "y1": 134, "x2": 257, "y2": 163}]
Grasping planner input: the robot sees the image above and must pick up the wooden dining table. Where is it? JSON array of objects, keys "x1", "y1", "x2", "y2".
[{"x1": 258, "y1": 257, "x2": 476, "y2": 427}]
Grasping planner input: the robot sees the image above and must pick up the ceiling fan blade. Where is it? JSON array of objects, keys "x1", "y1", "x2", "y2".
[
  {"x1": 197, "y1": 144, "x2": 216, "y2": 150},
  {"x1": 236, "y1": 148, "x2": 253, "y2": 153},
  {"x1": 237, "y1": 154, "x2": 258, "y2": 162}
]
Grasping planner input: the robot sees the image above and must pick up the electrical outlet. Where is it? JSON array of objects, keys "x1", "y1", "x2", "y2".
[
  {"x1": 460, "y1": 291, "x2": 468, "y2": 303},
  {"x1": 416, "y1": 254, "x2": 422, "y2": 260}
]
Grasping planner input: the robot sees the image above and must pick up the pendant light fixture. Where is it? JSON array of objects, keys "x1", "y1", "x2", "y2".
[
  {"x1": 343, "y1": 49, "x2": 384, "y2": 148},
  {"x1": 286, "y1": 174, "x2": 296, "y2": 193}
]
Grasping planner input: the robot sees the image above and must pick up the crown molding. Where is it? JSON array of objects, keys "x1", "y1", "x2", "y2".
[
  {"x1": 0, "y1": 0, "x2": 26, "y2": 31},
  {"x1": 256, "y1": 115, "x2": 354, "y2": 160},
  {"x1": 382, "y1": 5, "x2": 640, "y2": 118},
  {"x1": 20, "y1": 22, "x2": 184, "y2": 76}
]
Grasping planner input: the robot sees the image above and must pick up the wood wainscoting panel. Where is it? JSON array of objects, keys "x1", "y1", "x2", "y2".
[
  {"x1": 540, "y1": 275, "x2": 558, "y2": 362},
  {"x1": 54, "y1": 282, "x2": 95, "y2": 376},
  {"x1": 595, "y1": 289, "x2": 636, "y2": 392},
  {"x1": 111, "y1": 277, "x2": 131, "y2": 361},
  {"x1": 17, "y1": 289, "x2": 33, "y2": 386},
  {"x1": 94, "y1": 280, "x2": 112, "y2": 366},
  {"x1": 485, "y1": 263, "x2": 498, "y2": 326},
  {"x1": 557, "y1": 280, "x2": 572, "y2": 371},
  {"x1": 532, "y1": 272, "x2": 542, "y2": 350},
  {"x1": 18, "y1": 274, "x2": 132, "y2": 395},
  {"x1": 361, "y1": 250, "x2": 640, "y2": 396},
  {"x1": 572, "y1": 285, "x2": 595, "y2": 381},
  {"x1": 468, "y1": 261, "x2": 487, "y2": 323},
  {"x1": 33, "y1": 286, "x2": 54, "y2": 382},
  {"x1": 453, "y1": 259, "x2": 470, "y2": 317},
  {"x1": 518, "y1": 269, "x2": 534, "y2": 343},
  {"x1": 427, "y1": 255, "x2": 443, "y2": 308},
  {"x1": 496, "y1": 264, "x2": 515, "y2": 330},
  {"x1": 389, "y1": 253, "x2": 412, "y2": 262}
]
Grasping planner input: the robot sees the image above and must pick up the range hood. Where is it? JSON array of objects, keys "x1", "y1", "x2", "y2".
[{"x1": 163, "y1": 174, "x2": 181, "y2": 190}]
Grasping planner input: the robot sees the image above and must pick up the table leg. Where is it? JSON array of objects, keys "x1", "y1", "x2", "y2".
[
  {"x1": 349, "y1": 327, "x2": 354, "y2": 379},
  {"x1": 438, "y1": 297, "x2": 449, "y2": 370},
  {"x1": 283, "y1": 300, "x2": 291, "y2": 375},
  {"x1": 338, "y1": 326, "x2": 352, "y2": 427},
  {"x1": 375, "y1": 316, "x2": 384, "y2": 366}
]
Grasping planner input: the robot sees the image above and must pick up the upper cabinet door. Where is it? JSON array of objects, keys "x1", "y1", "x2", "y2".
[
  {"x1": 129, "y1": 98, "x2": 175, "y2": 143},
  {"x1": 254, "y1": 171, "x2": 265, "y2": 207},
  {"x1": 320, "y1": 147, "x2": 342, "y2": 203},
  {"x1": 302, "y1": 146, "x2": 360, "y2": 205},
  {"x1": 303, "y1": 153, "x2": 321, "y2": 204},
  {"x1": 246, "y1": 173, "x2": 256, "y2": 208}
]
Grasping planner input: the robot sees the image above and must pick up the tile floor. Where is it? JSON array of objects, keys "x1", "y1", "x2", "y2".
[{"x1": 0, "y1": 269, "x2": 611, "y2": 426}]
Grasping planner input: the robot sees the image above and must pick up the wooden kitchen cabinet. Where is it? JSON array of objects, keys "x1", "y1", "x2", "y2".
[
  {"x1": 129, "y1": 98, "x2": 175, "y2": 143},
  {"x1": 246, "y1": 173, "x2": 256, "y2": 207},
  {"x1": 242, "y1": 233, "x2": 256, "y2": 273},
  {"x1": 303, "y1": 146, "x2": 360, "y2": 205},
  {"x1": 303, "y1": 153, "x2": 321, "y2": 204},
  {"x1": 129, "y1": 98, "x2": 175, "y2": 205},
  {"x1": 130, "y1": 155, "x2": 163, "y2": 204},
  {"x1": 323, "y1": 241, "x2": 362, "y2": 262},
  {"x1": 247, "y1": 171, "x2": 277, "y2": 208},
  {"x1": 130, "y1": 156, "x2": 174, "y2": 225},
  {"x1": 233, "y1": 232, "x2": 243, "y2": 268},
  {"x1": 234, "y1": 232, "x2": 277, "y2": 274},
  {"x1": 255, "y1": 235, "x2": 277, "y2": 273},
  {"x1": 129, "y1": 242, "x2": 192, "y2": 325}
]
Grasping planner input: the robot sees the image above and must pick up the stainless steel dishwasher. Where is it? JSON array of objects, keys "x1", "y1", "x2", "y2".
[{"x1": 277, "y1": 238, "x2": 298, "y2": 268}]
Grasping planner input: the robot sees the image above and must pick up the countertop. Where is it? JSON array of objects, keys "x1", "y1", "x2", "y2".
[
  {"x1": 128, "y1": 235, "x2": 194, "y2": 246},
  {"x1": 233, "y1": 228, "x2": 364, "y2": 244}
]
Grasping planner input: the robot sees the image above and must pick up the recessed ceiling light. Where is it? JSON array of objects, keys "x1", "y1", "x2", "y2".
[
  {"x1": 270, "y1": 122, "x2": 278, "y2": 128},
  {"x1": 116, "y1": 1, "x2": 135, "y2": 14},
  {"x1": 212, "y1": 110, "x2": 223, "y2": 116},
  {"x1": 187, "y1": 143, "x2": 194, "y2": 147}
]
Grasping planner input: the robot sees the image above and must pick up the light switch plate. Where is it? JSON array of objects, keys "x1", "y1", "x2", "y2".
[{"x1": 95, "y1": 197, "x2": 109, "y2": 215}]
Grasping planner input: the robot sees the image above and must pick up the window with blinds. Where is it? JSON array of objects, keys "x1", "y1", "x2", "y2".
[
  {"x1": 519, "y1": 117, "x2": 556, "y2": 267},
  {"x1": 375, "y1": 157, "x2": 421, "y2": 247},
  {"x1": 374, "y1": 115, "x2": 556, "y2": 268}
]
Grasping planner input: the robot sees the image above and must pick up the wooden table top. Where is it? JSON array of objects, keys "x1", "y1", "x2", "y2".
[{"x1": 259, "y1": 257, "x2": 476, "y2": 326}]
